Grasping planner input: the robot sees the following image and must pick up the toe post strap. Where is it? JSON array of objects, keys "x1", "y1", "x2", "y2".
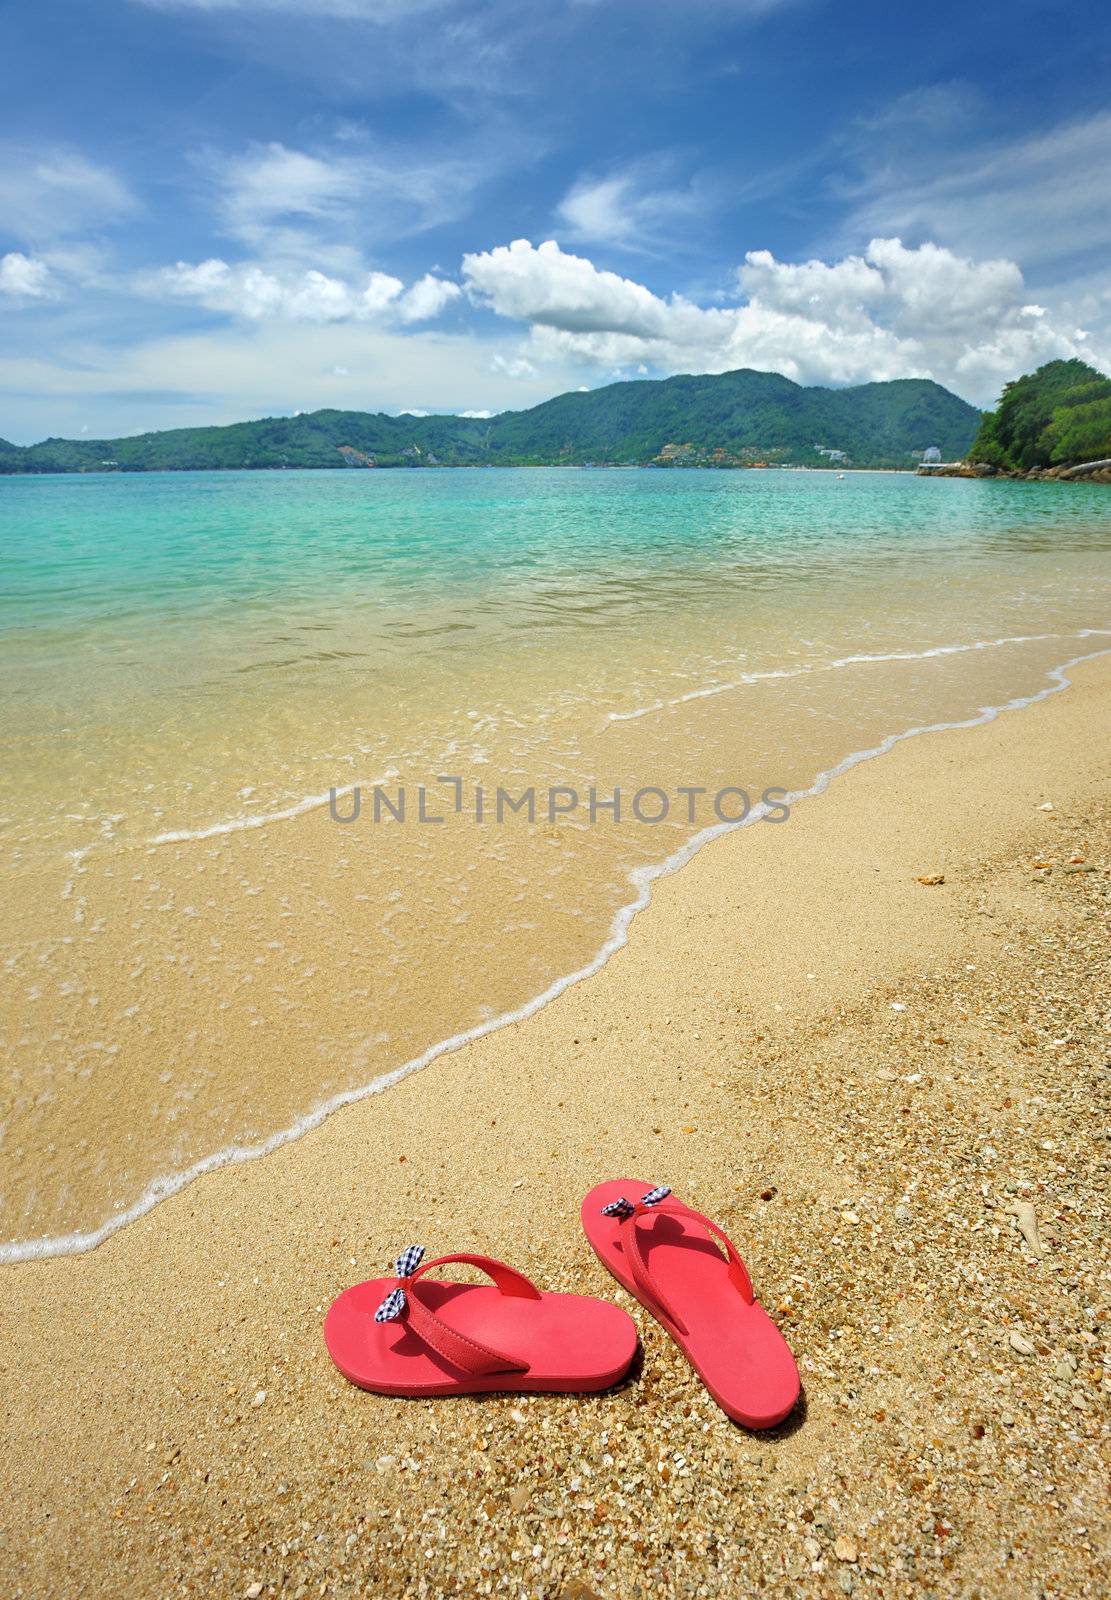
[
  {"x1": 373, "y1": 1247, "x2": 538, "y2": 1377},
  {"x1": 601, "y1": 1186, "x2": 755, "y2": 1334}
]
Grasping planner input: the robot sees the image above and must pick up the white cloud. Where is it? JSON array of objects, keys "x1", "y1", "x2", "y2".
[
  {"x1": 555, "y1": 161, "x2": 711, "y2": 252},
  {"x1": 0, "y1": 318, "x2": 592, "y2": 443},
  {"x1": 0, "y1": 148, "x2": 135, "y2": 245},
  {"x1": 837, "y1": 108, "x2": 1111, "y2": 276},
  {"x1": 217, "y1": 143, "x2": 354, "y2": 253},
  {"x1": 137, "y1": 0, "x2": 446, "y2": 14},
  {"x1": 490, "y1": 352, "x2": 537, "y2": 378},
  {"x1": 130, "y1": 0, "x2": 804, "y2": 126},
  {"x1": 155, "y1": 258, "x2": 404, "y2": 321},
  {"x1": 141, "y1": 0, "x2": 798, "y2": 15},
  {"x1": 463, "y1": 236, "x2": 1106, "y2": 404},
  {"x1": 458, "y1": 408, "x2": 493, "y2": 418},
  {"x1": 0, "y1": 252, "x2": 54, "y2": 299},
  {"x1": 465, "y1": 238, "x2": 679, "y2": 337},
  {"x1": 150, "y1": 258, "x2": 462, "y2": 326},
  {"x1": 558, "y1": 176, "x2": 635, "y2": 243},
  {"x1": 208, "y1": 139, "x2": 497, "y2": 260},
  {"x1": 396, "y1": 273, "x2": 462, "y2": 323}
]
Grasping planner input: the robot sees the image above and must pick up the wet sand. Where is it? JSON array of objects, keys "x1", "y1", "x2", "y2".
[{"x1": 1, "y1": 654, "x2": 1108, "y2": 1599}]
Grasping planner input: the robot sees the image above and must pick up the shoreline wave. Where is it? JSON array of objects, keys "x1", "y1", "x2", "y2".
[
  {"x1": 136, "y1": 630, "x2": 1111, "y2": 845},
  {"x1": 148, "y1": 779, "x2": 367, "y2": 847},
  {"x1": 4, "y1": 643, "x2": 1108, "y2": 1265},
  {"x1": 605, "y1": 630, "x2": 1108, "y2": 723}
]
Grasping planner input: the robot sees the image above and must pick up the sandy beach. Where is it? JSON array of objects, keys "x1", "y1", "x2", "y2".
[{"x1": 2, "y1": 653, "x2": 1108, "y2": 1599}]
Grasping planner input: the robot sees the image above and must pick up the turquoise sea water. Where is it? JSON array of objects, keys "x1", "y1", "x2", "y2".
[
  {"x1": 3, "y1": 467, "x2": 1109, "y2": 752},
  {"x1": 2, "y1": 468, "x2": 1110, "y2": 1255},
  {"x1": 5, "y1": 465, "x2": 1111, "y2": 652}
]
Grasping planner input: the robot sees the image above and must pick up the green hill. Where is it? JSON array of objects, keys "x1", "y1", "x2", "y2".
[
  {"x1": 0, "y1": 368, "x2": 981, "y2": 474},
  {"x1": 481, "y1": 370, "x2": 977, "y2": 466},
  {"x1": 968, "y1": 359, "x2": 1111, "y2": 472}
]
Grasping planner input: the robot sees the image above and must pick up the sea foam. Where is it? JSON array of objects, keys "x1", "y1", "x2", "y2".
[{"x1": 3, "y1": 642, "x2": 1107, "y2": 1264}]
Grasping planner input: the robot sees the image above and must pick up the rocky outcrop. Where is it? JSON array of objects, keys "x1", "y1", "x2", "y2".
[
  {"x1": 1058, "y1": 457, "x2": 1111, "y2": 481},
  {"x1": 917, "y1": 458, "x2": 1111, "y2": 483}
]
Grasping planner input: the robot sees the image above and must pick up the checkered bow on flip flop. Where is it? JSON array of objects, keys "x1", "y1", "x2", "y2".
[
  {"x1": 601, "y1": 1184, "x2": 671, "y2": 1220},
  {"x1": 374, "y1": 1244, "x2": 425, "y2": 1322}
]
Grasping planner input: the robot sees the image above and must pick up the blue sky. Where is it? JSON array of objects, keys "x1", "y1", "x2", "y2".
[{"x1": 1, "y1": 0, "x2": 1109, "y2": 442}]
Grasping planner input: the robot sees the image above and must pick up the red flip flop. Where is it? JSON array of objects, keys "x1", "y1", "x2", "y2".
[
  {"x1": 325, "y1": 1246, "x2": 638, "y2": 1396},
  {"x1": 581, "y1": 1181, "x2": 800, "y2": 1428}
]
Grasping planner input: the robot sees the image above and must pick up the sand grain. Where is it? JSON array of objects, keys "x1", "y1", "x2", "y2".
[{"x1": 1, "y1": 658, "x2": 1108, "y2": 1599}]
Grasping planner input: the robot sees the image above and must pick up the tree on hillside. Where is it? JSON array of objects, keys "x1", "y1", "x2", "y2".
[{"x1": 969, "y1": 360, "x2": 1111, "y2": 471}]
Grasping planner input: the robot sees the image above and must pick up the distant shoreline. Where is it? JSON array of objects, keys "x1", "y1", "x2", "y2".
[{"x1": 0, "y1": 461, "x2": 925, "y2": 478}]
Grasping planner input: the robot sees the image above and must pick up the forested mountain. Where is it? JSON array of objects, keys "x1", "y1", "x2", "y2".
[
  {"x1": 968, "y1": 360, "x2": 1111, "y2": 472},
  {"x1": 0, "y1": 368, "x2": 981, "y2": 473}
]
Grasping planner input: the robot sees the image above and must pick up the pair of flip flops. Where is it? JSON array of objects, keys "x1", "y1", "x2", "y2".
[{"x1": 325, "y1": 1180, "x2": 800, "y2": 1429}]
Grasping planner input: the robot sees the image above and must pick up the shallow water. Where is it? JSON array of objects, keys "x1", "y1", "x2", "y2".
[{"x1": 2, "y1": 467, "x2": 1109, "y2": 1254}]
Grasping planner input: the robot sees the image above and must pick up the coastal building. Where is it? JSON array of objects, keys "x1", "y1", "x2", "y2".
[{"x1": 923, "y1": 445, "x2": 942, "y2": 463}]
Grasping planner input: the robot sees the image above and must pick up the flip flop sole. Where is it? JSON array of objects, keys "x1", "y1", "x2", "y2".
[
  {"x1": 581, "y1": 1180, "x2": 800, "y2": 1429},
  {"x1": 325, "y1": 1277, "x2": 638, "y2": 1396}
]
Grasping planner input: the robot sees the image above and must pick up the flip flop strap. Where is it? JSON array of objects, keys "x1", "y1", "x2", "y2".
[
  {"x1": 622, "y1": 1200, "x2": 754, "y2": 1336},
  {"x1": 396, "y1": 1253, "x2": 539, "y2": 1376}
]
